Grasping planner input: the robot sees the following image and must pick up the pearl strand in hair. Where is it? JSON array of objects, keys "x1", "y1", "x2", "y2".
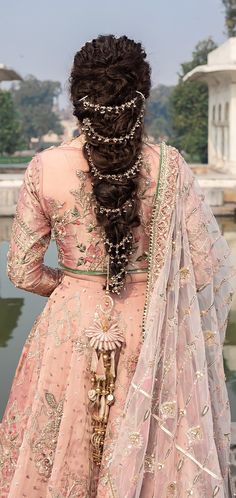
[
  {"x1": 78, "y1": 90, "x2": 145, "y2": 115},
  {"x1": 85, "y1": 142, "x2": 143, "y2": 182},
  {"x1": 81, "y1": 106, "x2": 145, "y2": 143}
]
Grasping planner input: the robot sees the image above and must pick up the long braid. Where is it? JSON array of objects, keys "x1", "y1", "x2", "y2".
[{"x1": 69, "y1": 34, "x2": 151, "y2": 293}]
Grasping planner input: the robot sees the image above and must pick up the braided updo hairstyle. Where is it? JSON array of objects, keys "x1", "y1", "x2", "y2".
[{"x1": 69, "y1": 35, "x2": 151, "y2": 293}]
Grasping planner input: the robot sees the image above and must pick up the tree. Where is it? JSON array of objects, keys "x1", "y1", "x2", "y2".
[
  {"x1": 180, "y1": 38, "x2": 218, "y2": 75},
  {"x1": 222, "y1": 0, "x2": 236, "y2": 37},
  {"x1": 11, "y1": 75, "x2": 63, "y2": 146},
  {"x1": 170, "y1": 38, "x2": 217, "y2": 162},
  {"x1": 145, "y1": 85, "x2": 174, "y2": 141},
  {"x1": 0, "y1": 90, "x2": 24, "y2": 154}
]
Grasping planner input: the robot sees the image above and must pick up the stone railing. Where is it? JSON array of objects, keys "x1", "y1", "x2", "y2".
[{"x1": 0, "y1": 174, "x2": 23, "y2": 216}]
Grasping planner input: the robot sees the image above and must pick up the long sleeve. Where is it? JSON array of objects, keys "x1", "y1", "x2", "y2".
[{"x1": 7, "y1": 153, "x2": 63, "y2": 297}]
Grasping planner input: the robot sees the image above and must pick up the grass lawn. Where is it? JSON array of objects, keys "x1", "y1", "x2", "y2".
[{"x1": 0, "y1": 156, "x2": 32, "y2": 164}]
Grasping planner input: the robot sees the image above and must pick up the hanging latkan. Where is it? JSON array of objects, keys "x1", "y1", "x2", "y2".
[{"x1": 85, "y1": 255, "x2": 125, "y2": 465}]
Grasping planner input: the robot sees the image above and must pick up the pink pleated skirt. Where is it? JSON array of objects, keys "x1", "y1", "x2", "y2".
[{"x1": 0, "y1": 271, "x2": 147, "y2": 498}]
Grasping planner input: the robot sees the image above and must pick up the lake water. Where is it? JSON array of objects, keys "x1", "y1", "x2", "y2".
[{"x1": 0, "y1": 216, "x2": 236, "y2": 423}]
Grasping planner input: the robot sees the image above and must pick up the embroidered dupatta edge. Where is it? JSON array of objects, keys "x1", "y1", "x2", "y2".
[{"x1": 142, "y1": 143, "x2": 180, "y2": 341}]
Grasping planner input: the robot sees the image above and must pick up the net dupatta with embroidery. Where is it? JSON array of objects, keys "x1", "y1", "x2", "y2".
[{"x1": 106, "y1": 145, "x2": 236, "y2": 498}]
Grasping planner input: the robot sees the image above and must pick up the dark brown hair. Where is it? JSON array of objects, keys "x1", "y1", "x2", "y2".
[{"x1": 69, "y1": 34, "x2": 151, "y2": 292}]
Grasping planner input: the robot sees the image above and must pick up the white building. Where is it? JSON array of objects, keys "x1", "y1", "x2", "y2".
[
  {"x1": 183, "y1": 38, "x2": 236, "y2": 176},
  {"x1": 183, "y1": 38, "x2": 236, "y2": 207}
]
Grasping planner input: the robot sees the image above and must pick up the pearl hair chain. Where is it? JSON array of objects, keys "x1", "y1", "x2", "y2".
[
  {"x1": 103, "y1": 233, "x2": 133, "y2": 294},
  {"x1": 85, "y1": 142, "x2": 143, "y2": 182},
  {"x1": 96, "y1": 198, "x2": 134, "y2": 216},
  {"x1": 81, "y1": 108, "x2": 144, "y2": 144},
  {"x1": 80, "y1": 91, "x2": 145, "y2": 144},
  {"x1": 76, "y1": 90, "x2": 145, "y2": 293},
  {"x1": 78, "y1": 90, "x2": 145, "y2": 115}
]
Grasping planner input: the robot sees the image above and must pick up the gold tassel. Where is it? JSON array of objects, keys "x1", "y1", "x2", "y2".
[
  {"x1": 104, "y1": 402, "x2": 109, "y2": 420},
  {"x1": 95, "y1": 379, "x2": 100, "y2": 405},
  {"x1": 87, "y1": 257, "x2": 125, "y2": 466},
  {"x1": 91, "y1": 350, "x2": 98, "y2": 372},
  {"x1": 99, "y1": 394, "x2": 106, "y2": 418},
  {"x1": 95, "y1": 352, "x2": 106, "y2": 381},
  {"x1": 110, "y1": 350, "x2": 116, "y2": 378}
]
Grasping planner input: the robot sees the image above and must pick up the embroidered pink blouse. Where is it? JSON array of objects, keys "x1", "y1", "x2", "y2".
[{"x1": 7, "y1": 141, "x2": 161, "y2": 296}]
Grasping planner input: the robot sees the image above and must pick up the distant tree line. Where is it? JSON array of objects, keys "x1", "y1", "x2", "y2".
[
  {"x1": 0, "y1": 76, "x2": 63, "y2": 154},
  {"x1": 0, "y1": 90, "x2": 23, "y2": 154},
  {"x1": 0, "y1": 0, "x2": 235, "y2": 160},
  {"x1": 144, "y1": 37, "x2": 217, "y2": 163},
  {"x1": 223, "y1": 0, "x2": 236, "y2": 37}
]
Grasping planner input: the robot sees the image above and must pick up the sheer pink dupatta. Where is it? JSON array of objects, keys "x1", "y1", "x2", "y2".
[{"x1": 107, "y1": 145, "x2": 236, "y2": 497}]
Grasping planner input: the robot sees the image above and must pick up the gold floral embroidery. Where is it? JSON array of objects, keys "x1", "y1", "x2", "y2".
[
  {"x1": 186, "y1": 341, "x2": 197, "y2": 356},
  {"x1": 49, "y1": 460, "x2": 89, "y2": 497},
  {"x1": 47, "y1": 293, "x2": 81, "y2": 347},
  {"x1": 73, "y1": 336, "x2": 89, "y2": 355},
  {"x1": 72, "y1": 169, "x2": 93, "y2": 216},
  {"x1": 126, "y1": 349, "x2": 141, "y2": 376},
  {"x1": 50, "y1": 480, "x2": 89, "y2": 498},
  {"x1": 30, "y1": 392, "x2": 64, "y2": 479},
  {"x1": 137, "y1": 153, "x2": 156, "y2": 234},
  {"x1": 186, "y1": 425, "x2": 203, "y2": 443},
  {"x1": 45, "y1": 197, "x2": 81, "y2": 242},
  {"x1": 203, "y1": 330, "x2": 217, "y2": 346},
  {"x1": 166, "y1": 481, "x2": 177, "y2": 497},
  {"x1": 195, "y1": 370, "x2": 205, "y2": 380},
  {"x1": 179, "y1": 266, "x2": 191, "y2": 286},
  {"x1": 130, "y1": 473, "x2": 139, "y2": 485},
  {"x1": 0, "y1": 401, "x2": 21, "y2": 473},
  {"x1": 144, "y1": 454, "x2": 155, "y2": 473},
  {"x1": 128, "y1": 431, "x2": 143, "y2": 448},
  {"x1": 163, "y1": 352, "x2": 175, "y2": 376},
  {"x1": 160, "y1": 401, "x2": 177, "y2": 419},
  {"x1": 142, "y1": 144, "x2": 179, "y2": 340},
  {"x1": 7, "y1": 156, "x2": 62, "y2": 297}
]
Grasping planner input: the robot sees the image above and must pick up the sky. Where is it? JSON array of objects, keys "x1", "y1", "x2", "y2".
[{"x1": 0, "y1": 0, "x2": 226, "y2": 108}]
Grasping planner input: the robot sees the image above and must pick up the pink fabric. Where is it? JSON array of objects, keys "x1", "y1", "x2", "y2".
[
  {"x1": 1, "y1": 141, "x2": 159, "y2": 497},
  {"x1": 1, "y1": 140, "x2": 235, "y2": 497},
  {"x1": 106, "y1": 148, "x2": 236, "y2": 498}
]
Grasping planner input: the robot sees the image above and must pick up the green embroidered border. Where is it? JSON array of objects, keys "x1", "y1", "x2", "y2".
[
  {"x1": 141, "y1": 144, "x2": 180, "y2": 341},
  {"x1": 59, "y1": 263, "x2": 148, "y2": 276},
  {"x1": 141, "y1": 141, "x2": 167, "y2": 340}
]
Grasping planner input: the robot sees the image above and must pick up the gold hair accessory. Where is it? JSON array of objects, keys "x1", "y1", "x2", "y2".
[
  {"x1": 78, "y1": 90, "x2": 145, "y2": 115},
  {"x1": 80, "y1": 91, "x2": 145, "y2": 144},
  {"x1": 81, "y1": 108, "x2": 144, "y2": 144}
]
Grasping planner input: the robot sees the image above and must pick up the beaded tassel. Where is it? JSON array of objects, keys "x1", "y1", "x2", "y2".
[{"x1": 85, "y1": 255, "x2": 125, "y2": 466}]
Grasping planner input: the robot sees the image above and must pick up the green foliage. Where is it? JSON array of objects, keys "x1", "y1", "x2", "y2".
[
  {"x1": 145, "y1": 84, "x2": 174, "y2": 141},
  {"x1": 11, "y1": 75, "x2": 63, "y2": 146},
  {"x1": 170, "y1": 81, "x2": 209, "y2": 162},
  {"x1": 222, "y1": 0, "x2": 236, "y2": 37},
  {"x1": 170, "y1": 38, "x2": 218, "y2": 163},
  {"x1": 0, "y1": 90, "x2": 24, "y2": 154},
  {"x1": 180, "y1": 38, "x2": 218, "y2": 77}
]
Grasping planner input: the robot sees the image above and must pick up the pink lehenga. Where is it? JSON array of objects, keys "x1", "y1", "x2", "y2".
[{"x1": 0, "y1": 139, "x2": 235, "y2": 498}]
